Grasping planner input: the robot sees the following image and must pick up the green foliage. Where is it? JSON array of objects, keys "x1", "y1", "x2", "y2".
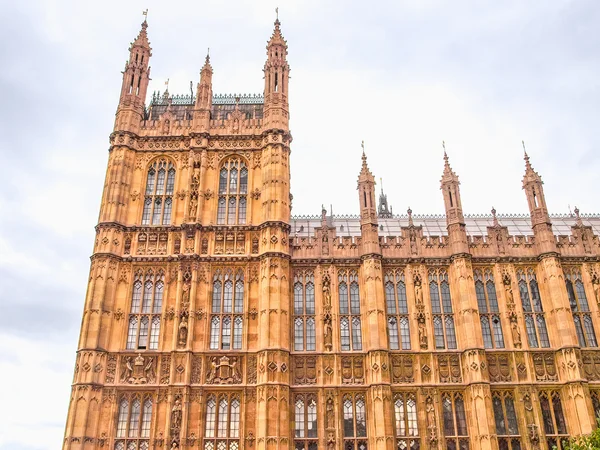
[{"x1": 563, "y1": 421, "x2": 600, "y2": 450}]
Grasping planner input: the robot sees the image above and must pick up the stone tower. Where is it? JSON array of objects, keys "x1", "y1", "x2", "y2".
[{"x1": 63, "y1": 16, "x2": 600, "y2": 450}]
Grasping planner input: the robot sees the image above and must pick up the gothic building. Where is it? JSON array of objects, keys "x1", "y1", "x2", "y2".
[{"x1": 63, "y1": 17, "x2": 600, "y2": 450}]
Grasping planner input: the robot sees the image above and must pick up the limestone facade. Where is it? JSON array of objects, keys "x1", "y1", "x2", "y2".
[{"x1": 63, "y1": 17, "x2": 600, "y2": 450}]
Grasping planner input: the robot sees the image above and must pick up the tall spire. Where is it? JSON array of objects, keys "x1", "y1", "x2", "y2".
[
  {"x1": 378, "y1": 177, "x2": 392, "y2": 218},
  {"x1": 194, "y1": 48, "x2": 213, "y2": 131},
  {"x1": 115, "y1": 18, "x2": 152, "y2": 132},
  {"x1": 439, "y1": 143, "x2": 467, "y2": 254},
  {"x1": 356, "y1": 141, "x2": 380, "y2": 255},
  {"x1": 263, "y1": 11, "x2": 290, "y2": 130}
]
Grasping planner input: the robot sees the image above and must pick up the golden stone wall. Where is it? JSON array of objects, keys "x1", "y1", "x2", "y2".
[{"x1": 63, "y1": 17, "x2": 600, "y2": 450}]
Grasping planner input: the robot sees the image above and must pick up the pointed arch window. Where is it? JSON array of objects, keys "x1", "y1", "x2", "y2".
[
  {"x1": 343, "y1": 393, "x2": 367, "y2": 450},
  {"x1": 114, "y1": 394, "x2": 153, "y2": 449},
  {"x1": 339, "y1": 270, "x2": 362, "y2": 351},
  {"x1": 429, "y1": 268, "x2": 456, "y2": 349},
  {"x1": 492, "y1": 391, "x2": 521, "y2": 450},
  {"x1": 442, "y1": 392, "x2": 468, "y2": 449},
  {"x1": 539, "y1": 391, "x2": 568, "y2": 450},
  {"x1": 217, "y1": 158, "x2": 248, "y2": 225},
  {"x1": 393, "y1": 392, "x2": 419, "y2": 450},
  {"x1": 294, "y1": 394, "x2": 318, "y2": 450},
  {"x1": 141, "y1": 159, "x2": 175, "y2": 225},
  {"x1": 475, "y1": 269, "x2": 504, "y2": 349},
  {"x1": 204, "y1": 394, "x2": 241, "y2": 449},
  {"x1": 127, "y1": 270, "x2": 164, "y2": 350},
  {"x1": 565, "y1": 267, "x2": 597, "y2": 348},
  {"x1": 385, "y1": 270, "x2": 411, "y2": 350},
  {"x1": 517, "y1": 268, "x2": 550, "y2": 348},
  {"x1": 293, "y1": 270, "x2": 316, "y2": 351},
  {"x1": 210, "y1": 269, "x2": 244, "y2": 350}
]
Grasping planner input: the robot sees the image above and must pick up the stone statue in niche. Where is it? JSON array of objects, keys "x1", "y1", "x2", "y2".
[
  {"x1": 171, "y1": 397, "x2": 182, "y2": 434},
  {"x1": 418, "y1": 316, "x2": 428, "y2": 350},
  {"x1": 510, "y1": 316, "x2": 522, "y2": 349},
  {"x1": 178, "y1": 313, "x2": 189, "y2": 348},
  {"x1": 426, "y1": 395, "x2": 438, "y2": 446},
  {"x1": 322, "y1": 274, "x2": 332, "y2": 309},
  {"x1": 325, "y1": 395, "x2": 335, "y2": 429},
  {"x1": 182, "y1": 283, "x2": 191, "y2": 308},
  {"x1": 592, "y1": 272, "x2": 600, "y2": 307},
  {"x1": 414, "y1": 274, "x2": 423, "y2": 306},
  {"x1": 323, "y1": 313, "x2": 333, "y2": 351}
]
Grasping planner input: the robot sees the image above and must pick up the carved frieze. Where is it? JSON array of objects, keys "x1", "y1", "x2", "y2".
[
  {"x1": 532, "y1": 352, "x2": 558, "y2": 382},
  {"x1": 438, "y1": 354, "x2": 462, "y2": 383},
  {"x1": 391, "y1": 354, "x2": 415, "y2": 383},
  {"x1": 120, "y1": 354, "x2": 156, "y2": 384},
  {"x1": 341, "y1": 356, "x2": 364, "y2": 384},
  {"x1": 206, "y1": 355, "x2": 242, "y2": 384},
  {"x1": 294, "y1": 356, "x2": 317, "y2": 385},
  {"x1": 487, "y1": 353, "x2": 511, "y2": 382}
]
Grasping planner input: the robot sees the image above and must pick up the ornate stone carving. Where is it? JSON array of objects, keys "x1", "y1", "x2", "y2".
[
  {"x1": 247, "y1": 354, "x2": 257, "y2": 384},
  {"x1": 325, "y1": 390, "x2": 336, "y2": 430},
  {"x1": 120, "y1": 354, "x2": 156, "y2": 384},
  {"x1": 582, "y1": 351, "x2": 600, "y2": 380},
  {"x1": 532, "y1": 352, "x2": 558, "y2": 381},
  {"x1": 294, "y1": 356, "x2": 317, "y2": 385},
  {"x1": 105, "y1": 354, "x2": 117, "y2": 384},
  {"x1": 341, "y1": 356, "x2": 364, "y2": 384},
  {"x1": 206, "y1": 355, "x2": 242, "y2": 384},
  {"x1": 391, "y1": 355, "x2": 414, "y2": 383},
  {"x1": 503, "y1": 273, "x2": 522, "y2": 348},
  {"x1": 170, "y1": 396, "x2": 182, "y2": 437},
  {"x1": 160, "y1": 355, "x2": 171, "y2": 384},
  {"x1": 438, "y1": 354, "x2": 462, "y2": 383},
  {"x1": 191, "y1": 355, "x2": 202, "y2": 384},
  {"x1": 177, "y1": 310, "x2": 189, "y2": 348},
  {"x1": 487, "y1": 353, "x2": 511, "y2": 382}
]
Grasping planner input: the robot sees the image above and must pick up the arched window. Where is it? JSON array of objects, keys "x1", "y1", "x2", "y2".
[
  {"x1": 492, "y1": 391, "x2": 521, "y2": 450},
  {"x1": 385, "y1": 270, "x2": 411, "y2": 350},
  {"x1": 343, "y1": 394, "x2": 367, "y2": 450},
  {"x1": 517, "y1": 268, "x2": 550, "y2": 348},
  {"x1": 114, "y1": 394, "x2": 153, "y2": 449},
  {"x1": 442, "y1": 392, "x2": 468, "y2": 449},
  {"x1": 141, "y1": 159, "x2": 175, "y2": 225},
  {"x1": 293, "y1": 270, "x2": 316, "y2": 351},
  {"x1": 565, "y1": 267, "x2": 597, "y2": 348},
  {"x1": 393, "y1": 393, "x2": 419, "y2": 450},
  {"x1": 127, "y1": 270, "x2": 164, "y2": 350},
  {"x1": 339, "y1": 270, "x2": 362, "y2": 351},
  {"x1": 295, "y1": 394, "x2": 318, "y2": 450},
  {"x1": 217, "y1": 158, "x2": 248, "y2": 225},
  {"x1": 539, "y1": 391, "x2": 568, "y2": 450},
  {"x1": 204, "y1": 394, "x2": 241, "y2": 449},
  {"x1": 475, "y1": 269, "x2": 504, "y2": 349},
  {"x1": 210, "y1": 269, "x2": 244, "y2": 350},
  {"x1": 429, "y1": 269, "x2": 456, "y2": 349}
]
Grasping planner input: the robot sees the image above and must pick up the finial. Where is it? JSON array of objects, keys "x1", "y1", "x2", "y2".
[
  {"x1": 165, "y1": 78, "x2": 170, "y2": 91},
  {"x1": 276, "y1": 7, "x2": 279, "y2": 20},
  {"x1": 574, "y1": 206, "x2": 583, "y2": 226},
  {"x1": 407, "y1": 207, "x2": 413, "y2": 227},
  {"x1": 142, "y1": 8, "x2": 148, "y2": 21},
  {"x1": 522, "y1": 140, "x2": 533, "y2": 171},
  {"x1": 442, "y1": 140, "x2": 447, "y2": 156},
  {"x1": 361, "y1": 140, "x2": 365, "y2": 155},
  {"x1": 380, "y1": 177, "x2": 383, "y2": 193},
  {"x1": 491, "y1": 207, "x2": 498, "y2": 226}
]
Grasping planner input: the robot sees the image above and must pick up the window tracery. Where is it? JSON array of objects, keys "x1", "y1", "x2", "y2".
[
  {"x1": 491, "y1": 391, "x2": 521, "y2": 450},
  {"x1": 217, "y1": 158, "x2": 248, "y2": 225},
  {"x1": 115, "y1": 394, "x2": 153, "y2": 450},
  {"x1": 204, "y1": 393, "x2": 241, "y2": 450},
  {"x1": 517, "y1": 268, "x2": 550, "y2": 348},
  {"x1": 429, "y1": 269, "x2": 456, "y2": 350},
  {"x1": 565, "y1": 267, "x2": 597, "y2": 348},
  {"x1": 474, "y1": 269, "x2": 504, "y2": 349},
  {"x1": 141, "y1": 158, "x2": 175, "y2": 226},
  {"x1": 127, "y1": 269, "x2": 164, "y2": 350},
  {"x1": 343, "y1": 393, "x2": 367, "y2": 450},
  {"x1": 294, "y1": 393, "x2": 318, "y2": 450},
  {"x1": 441, "y1": 392, "x2": 468, "y2": 450},
  {"x1": 293, "y1": 270, "x2": 316, "y2": 351},
  {"x1": 539, "y1": 391, "x2": 568, "y2": 450},
  {"x1": 339, "y1": 270, "x2": 362, "y2": 351},
  {"x1": 210, "y1": 269, "x2": 244, "y2": 350},
  {"x1": 385, "y1": 270, "x2": 411, "y2": 350},
  {"x1": 393, "y1": 392, "x2": 419, "y2": 450}
]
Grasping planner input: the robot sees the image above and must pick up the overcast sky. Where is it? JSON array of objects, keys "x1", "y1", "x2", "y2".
[{"x1": 0, "y1": 1, "x2": 599, "y2": 449}]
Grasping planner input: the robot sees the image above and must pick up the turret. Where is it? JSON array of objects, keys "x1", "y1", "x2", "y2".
[
  {"x1": 262, "y1": 15, "x2": 290, "y2": 130},
  {"x1": 440, "y1": 146, "x2": 468, "y2": 254},
  {"x1": 521, "y1": 143, "x2": 556, "y2": 253},
  {"x1": 357, "y1": 143, "x2": 380, "y2": 256},
  {"x1": 378, "y1": 178, "x2": 393, "y2": 218},
  {"x1": 193, "y1": 52, "x2": 213, "y2": 132},
  {"x1": 115, "y1": 19, "x2": 152, "y2": 132}
]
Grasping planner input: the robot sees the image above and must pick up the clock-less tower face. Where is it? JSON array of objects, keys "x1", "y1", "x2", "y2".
[{"x1": 62, "y1": 16, "x2": 600, "y2": 450}]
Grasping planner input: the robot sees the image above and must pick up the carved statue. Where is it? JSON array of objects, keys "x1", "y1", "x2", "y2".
[
  {"x1": 418, "y1": 316, "x2": 428, "y2": 350},
  {"x1": 206, "y1": 357, "x2": 218, "y2": 384},
  {"x1": 192, "y1": 164, "x2": 200, "y2": 185},
  {"x1": 425, "y1": 396, "x2": 437, "y2": 445},
  {"x1": 188, "y1": 195, "x2": 198, "y2": 217},
  {"x1": 206, "y1": 356, "x2": 242, "y2": 384},
  {"x1": 324, "y1": 313, "x2": 333, "y2": 351},
  {"x1": 503, "y1": 274, "x2": 514, "y2": 305},
  {"x1": 326, "y1": 395, "x2": 335, "y2": 429},
  {"x1": 182, "y1": 283, "x2": 190, "y2": 307},
  {"x1": 414, "y1": 275, "x2": 423, "y2": 305},
  {"x1": 120, "y1": 356, "x2": 133, "y2": 382},
  {"x1": 510, "y1": 317, "x2": 522, "y2": 348},
  {"x1": 409, "y1": 230, "x2": 418, "y2": 255},
  {"x1": 171, "y1": 398, "x2": 182, "y2": 433},
  {"x1": 322, "y1": 275, "x2": 332, "y2": 309},
  {"x1": 178, "y1": 314, "x2": 188, "y2": 348},
  {"x1": 592, "y1": 272, "x2": 600, "y2": 306}
]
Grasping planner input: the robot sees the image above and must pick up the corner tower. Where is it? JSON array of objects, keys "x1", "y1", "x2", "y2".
[{"x1": 262, "y1": 16, "x2": 290, "y2": 131}]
